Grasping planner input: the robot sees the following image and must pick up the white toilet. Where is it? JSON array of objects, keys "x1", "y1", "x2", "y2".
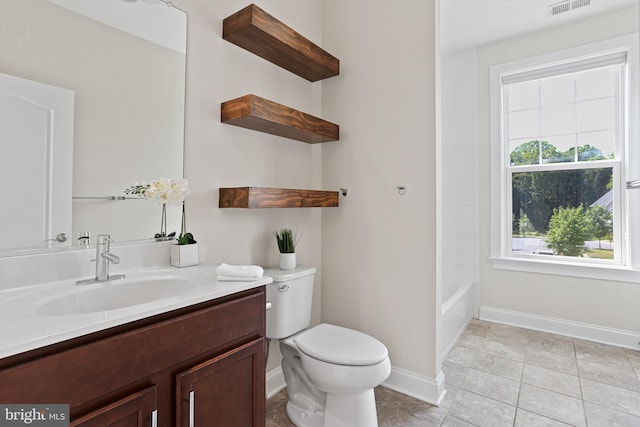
[{"x1": 264, "y1": 265, "x2": 391, "y2": 427}]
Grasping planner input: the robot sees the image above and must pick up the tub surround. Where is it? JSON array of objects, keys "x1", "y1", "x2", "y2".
[{"x1": 440, "y1": 282, "x2": 477, "y2": 359}]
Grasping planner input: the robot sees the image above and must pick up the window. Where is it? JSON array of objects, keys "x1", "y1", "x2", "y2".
[{"x1": 490, "y1": 36, "x2": 640, "y2": 281}]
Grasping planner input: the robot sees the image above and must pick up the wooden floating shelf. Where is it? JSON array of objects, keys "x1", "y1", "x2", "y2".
[
  {"x1": 219, "y1": 187, "x2": 339, "y2": 209},
  {"x1": 221, "y1": 94, "x2": 339, "y2": 143},
  {"x1": 223, "y1": 4, "x2": 339, "y2": 82}
]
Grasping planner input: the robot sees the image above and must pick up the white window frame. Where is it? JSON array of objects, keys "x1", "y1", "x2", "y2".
[{"x1": 490, "y1": 34, "x2": 640, "y2": 282}]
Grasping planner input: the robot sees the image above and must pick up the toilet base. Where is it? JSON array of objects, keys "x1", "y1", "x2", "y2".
[
  {"x1": 286, "y1": 400, "x2": 324, "y2": 427},
  {"x1": 323, "y1": 389, "x2": 378, "y2": 427},
  {"x1": 279, "y1": 328, "x2": 386, "y2": 427},
  {"x1": 286, "y1": 390, "x2": 378, "y2": 427}
]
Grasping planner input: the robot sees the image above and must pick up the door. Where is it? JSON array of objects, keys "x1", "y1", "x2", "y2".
[
  {"x1": 0, "y1": 72, "x2": 74, "y2": 251},
  {"x1": 70, "y1": 386, "x2": 157, "y2": 427},
  {"x1": 176, "y1": 338, "x2": 265, "y2": 427}
]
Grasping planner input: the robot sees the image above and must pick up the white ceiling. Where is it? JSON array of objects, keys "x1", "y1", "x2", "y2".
[{"x1": 441, "y1": 0, "x2": 639, "y2": 54}]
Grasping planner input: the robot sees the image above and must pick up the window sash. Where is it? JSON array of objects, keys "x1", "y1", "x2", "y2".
[
  {"x1": 502, "y1": 65, "x2": 624, "y2": 168},
  {"x1": 501, "y1": 57, "x2": 626, "y2": 266},
  {"x1": 504, "y1": 160, "x2": 623, "y2": 265},
  {"x1": 501, "y1": 51, "x2": 627, "y2": 85}
]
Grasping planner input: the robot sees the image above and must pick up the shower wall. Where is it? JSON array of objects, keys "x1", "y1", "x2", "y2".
[{"x1": 441, "y1": 49, "x2": 480, "y2": 358}]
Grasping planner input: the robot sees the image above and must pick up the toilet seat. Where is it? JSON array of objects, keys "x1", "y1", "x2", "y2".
[{"x1": 294, "y1": 323, "x2": 388, "y2": 366}]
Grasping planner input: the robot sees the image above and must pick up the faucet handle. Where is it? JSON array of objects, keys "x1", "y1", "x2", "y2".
[
  {"x1": 96, "y1": 234, "x2": 114, "y2": 252},
  {"x1": 97, "y1": 234, "x2": 112, "y2": 244}
]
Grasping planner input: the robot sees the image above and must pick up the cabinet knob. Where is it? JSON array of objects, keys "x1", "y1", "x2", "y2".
[{"x1": 266, "y1": 302, "x2": 272, "y2": 310}]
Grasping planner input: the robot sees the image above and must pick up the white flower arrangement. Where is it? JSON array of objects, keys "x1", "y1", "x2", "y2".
[
  {"x1": 125, "y1": 178, "x2": 192, "y2": 240},
  {"x1": 125, "y1": 178, "x2": 191, "y2": 206}
]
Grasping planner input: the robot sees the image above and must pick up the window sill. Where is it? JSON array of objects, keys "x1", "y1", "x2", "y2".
[{"x1": 490, "y1": 256, "x2": 640, "y2": 283}]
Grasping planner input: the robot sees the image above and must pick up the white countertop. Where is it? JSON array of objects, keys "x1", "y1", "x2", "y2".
[{"x1": 0, "y1": 265, "x2": 272, "y2": 359}]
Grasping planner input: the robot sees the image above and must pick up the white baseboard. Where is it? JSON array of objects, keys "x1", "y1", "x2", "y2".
[
  {"x1": 480, "y1": 306, "x2": 640, "y2": 351},
  {"x1": 265, "y1": 365, "x2": 445, "y2": 406},
  {"x1": 382, "y1": 366, "x2": 445, "y2": 405},
  {"x1": 266, "y1": 366, "x2": 286, "y2": 399}
]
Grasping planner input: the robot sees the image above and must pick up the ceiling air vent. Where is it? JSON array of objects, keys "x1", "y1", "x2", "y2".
[
  {"x1": 571, "y1": 0, "x2": 592, "y2": 10},
  {"x1": 548, "y1": 0, "x2": 591, "y2": 16}
]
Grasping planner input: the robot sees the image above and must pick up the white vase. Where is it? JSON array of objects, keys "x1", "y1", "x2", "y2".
[
  {"x1": 279, "y1": 252, "x2": 296, "y2": 270},
  {"x1": 171, "y1": 243, "x2": 199, "y2": 268}
]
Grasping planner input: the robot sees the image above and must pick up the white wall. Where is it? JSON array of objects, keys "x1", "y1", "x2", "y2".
[
  {"x1": 170, "y1": 0, "x2": 325, "y2": 374},
  {"x1": 322, "y1": 0, "x2": 442, "y2": 402},
  {"x1": 478, "y1": 7, "x2": 640, "y2": 335}
]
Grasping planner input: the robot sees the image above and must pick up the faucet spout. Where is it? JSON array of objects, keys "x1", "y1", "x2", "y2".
[
  {"x1": 95, "y1": 234, "x2": 118, "y2": 281},
  {"x1": 76, "y1": 234, "x2": 125, "y2": 285},
  {"x1": 101, "y1": 251, "x2": 120, "y2": 264}
]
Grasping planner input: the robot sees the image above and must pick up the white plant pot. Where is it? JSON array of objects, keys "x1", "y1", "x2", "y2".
[
  {"x1": 171, "y1": 243, "x2": 198, "y2": 268},
  {"x1": 279, "y1": 252, "x2": 296, "y2": 270}
]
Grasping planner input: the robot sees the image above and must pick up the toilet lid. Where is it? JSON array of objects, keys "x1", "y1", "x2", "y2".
[{"x1": 294, "y1": 323, "x2": 389, "y2": 366}]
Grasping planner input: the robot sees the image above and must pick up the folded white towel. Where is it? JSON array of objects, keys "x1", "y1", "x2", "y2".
[
  {"x1": 216, "y1": 263, "x2": 264, "y2": 281},
  {"x1": 216, "y1": 275, "x2": 261, "y2": 282}
]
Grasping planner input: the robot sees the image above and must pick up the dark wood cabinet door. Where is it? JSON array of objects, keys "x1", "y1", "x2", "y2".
[
  {"x1": 176, "y1": 338, "x2": 265, "y2": 427},
  {"x1": 70, "y1": 386, "x2": 156, "y2": 427}
]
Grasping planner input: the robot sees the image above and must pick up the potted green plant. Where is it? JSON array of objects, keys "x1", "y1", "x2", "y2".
[{"x1": 274, "y1": 228, "x2": 300, "y2": 270}]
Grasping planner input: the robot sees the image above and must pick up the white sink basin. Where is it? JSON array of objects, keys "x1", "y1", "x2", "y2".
[
  {"x1": 37, "y1": 276, "x2": 198, "y2": 316},
  {"x1": 0, "y1": 265, "x2": 272, "y2": 359}
]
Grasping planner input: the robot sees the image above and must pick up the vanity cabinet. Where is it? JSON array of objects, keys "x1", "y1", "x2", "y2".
[{"x1": 0, "y1": 287, "x2": 266, "y2": 426}]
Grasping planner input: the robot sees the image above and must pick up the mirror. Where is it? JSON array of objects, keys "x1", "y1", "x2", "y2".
[{"x1": 0, "y1": 0, "x2": 187, "y2": 256}]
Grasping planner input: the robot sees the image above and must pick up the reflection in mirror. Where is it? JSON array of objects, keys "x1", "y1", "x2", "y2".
[{"x1": 0, "y1": 0, "x2": 187, "y2": 256}]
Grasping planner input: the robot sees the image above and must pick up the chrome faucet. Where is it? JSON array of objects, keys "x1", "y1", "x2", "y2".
[{"x1": 77, "y1": 234, "x2": 125, "y2": 285}]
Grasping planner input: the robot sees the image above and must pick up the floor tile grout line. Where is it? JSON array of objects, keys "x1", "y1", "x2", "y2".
[
  {"x1": 517, "y1": 383, "x2": 586, "y2": 427},
  {"x1": 457, "y1": 387, "x2": 519, "y2": 410},
  {"x1": 579, "y1": 384, "x2": 640, "y2": 419},
  {"x1": 513, "y1": 367, "x2": 524, "y2": 427},
  {"x1": 579, "y1": 369, "x2": 640, "y2": 396},
  {"x1": 584, "y1": 400, "x2": 640, "y2": 422},
  {"x1": 446, "y1": 414, "x2": 481, "y2": 427},
  {"x1": 577, "y1": 362, "x2": 589, "y2": 427}
]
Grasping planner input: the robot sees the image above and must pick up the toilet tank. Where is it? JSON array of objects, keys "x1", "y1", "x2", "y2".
[{"x1": 263, "y1": 265, "x2": 316, "y2": 339}]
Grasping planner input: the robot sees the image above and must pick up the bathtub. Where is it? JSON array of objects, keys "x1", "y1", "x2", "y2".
[{"x1": 440, "y1": 281, "x2": 477, "y2": 359}]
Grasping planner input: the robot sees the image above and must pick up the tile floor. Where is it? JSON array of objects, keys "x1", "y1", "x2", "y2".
[{"x1": 266, "y1": 319, "x2": 640, "y2": 426}]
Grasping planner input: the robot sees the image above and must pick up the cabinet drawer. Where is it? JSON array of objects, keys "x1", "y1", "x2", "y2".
[
  {"x1": 70, "y1": 385, "x2": 157, "y2": 427},
  {"x1": 0, "y1": 290, "x2": 265, "y2": 408}
]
